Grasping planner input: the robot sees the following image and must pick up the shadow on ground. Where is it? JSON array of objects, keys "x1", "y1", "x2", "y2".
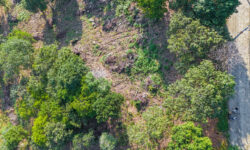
[{"x1": 43, "y1": 0, "x2": 83, "y2": 47}]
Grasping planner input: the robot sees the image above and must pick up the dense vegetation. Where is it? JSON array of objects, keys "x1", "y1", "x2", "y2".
[{"x1": 0, "y1": 0, "x2": 240, "y2": 149}]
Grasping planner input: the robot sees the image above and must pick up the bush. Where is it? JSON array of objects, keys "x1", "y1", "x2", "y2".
[
  {"x1": 167, "y1": 122, "x2": 212, "y2": 150},
  {"x1": 2, "y1": 125, "x2": 27, "y2": 150},
  {"x1": 127, "y1": 106, "x2": 171, "y2": 149},
  {"x1": 131, "y1": 48, "x2": 160, "y2": 76},
  {"x1": 72, "y1": 130, "x2": 95, "y2": 150},
  {"x1": 99, "y1": 133, "x2": 117, "y2": 150}
]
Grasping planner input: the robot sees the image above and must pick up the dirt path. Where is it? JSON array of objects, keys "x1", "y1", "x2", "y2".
[{"x1": 227, "y1": 0, "x2": 250, "y2": 149}]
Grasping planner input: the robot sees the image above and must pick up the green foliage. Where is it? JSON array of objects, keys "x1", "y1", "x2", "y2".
[
  {"x1": 127, "y1": 106, "x2": 171, "y2": 149},
  {"x1": 164, "y1": 60, "x2": 235, "y2": 122},
  {"x1": 131, "y1": 48, "x2": 160, "y2": 75},
  {"x1": 46, "y1": 47, "x2": 88, "y2": 102},
  {"x1": 45, "y1": 122, "x2": 72, "y2": 149},
  {"x1": 0, "y1": 36, "x2": 33, "y2": 84},
  {"x1": 0, "y1": 0, "x2": 6, "y2": 6},
  {"x1": 168, "y1": 12, "x2": 224, "y2": 72},
  {"x1": 22, "y1": 0, "x2": 48, "y2": 13},
  {"x1": 136, "y1": 0, "x2": 167, "y2": 19},
  {"x1": 72, "y1": 130, "x2": 95, "y2": 150},
  {"x1": 93, "y1": 93, "x2": 124, "y2": 123},
  {"x1": 169, "y1": 0, "x2": 239, "y2": 27},
  {"x1": 99, "y1": 132, "x2": 117, "y2": 150},
  {"x1": 167, "y1": 122, "x2": 212, "y2": 150},
  {"x1": 3, "y1": 29, "x2": 34, "y2": 50},
  {"x1": 2, "y1": 125, "x2": 28, "y2": 150},
  {"x1": 32, "y1": 115, "x2": 48, "y2": 147}
]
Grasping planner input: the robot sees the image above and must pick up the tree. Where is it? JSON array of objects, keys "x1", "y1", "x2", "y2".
[
  {"x1": 72, "y1": 130, "x2": 95, "y2": 150},
  {"x1": 167, "y1": 12, "x2": 224, "y2": 72},
  {"x1": 169, "y1": 0, "x2": 239, "y2": 27},
  {"x1": 22, "y1": 0, "x2": 48, "y2": 13},
  {"x1": 0, "y1": 37, "x2": 33, "y2": 84},
  {"x1": 164, "y1": 60, "x2": 235, "y2": 122},
  {"x1": 32, "y1": 115, "x2": 48, "y2": 147},
  {"x1": 2, "y1": 125, "x2": 28, "y2": 150},
  {"x1": 99, "y1": 133, "x2": 117, "y2": 150},
  {"x1": 93, "y1": 93, "x2": 124, "y2": 123},
  {"x1": 0, "y1": 31, "x2": 34, "y2": 106},
  {"x1": 45, "y1": 122, "x2": 72, "y2": 149},
  {"x1": 46, "y1": 47, "x2": 87, "y2": 102},
  {"x1": 167, "y1": 122, "x2": 212, "y2": 150},
  {"x1": 136, "y1": 0, "x2": 167, "y2": 19}
]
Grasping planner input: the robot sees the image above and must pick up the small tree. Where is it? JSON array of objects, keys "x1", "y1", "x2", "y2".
[
  {"x1": 136, "y1": 0, "x2": 167, "y2": 19},
  {"x1": 72, "y1": 130, "x2": 95, "y2": 150},
  {"x1": 167, "y1": 122, "x2": 212, "y2": 150},
  {"x1": 45, "y1": 122, "x2": 72, "y2": 149},
  {"x1": 99, "y1": 133, "x2": 117, "y2": 150},
  {"x1": 2, "y1": 125, "x2": 28, "y2": 150}
]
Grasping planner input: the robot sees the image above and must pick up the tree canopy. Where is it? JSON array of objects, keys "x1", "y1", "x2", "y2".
[
  {"x1": 167, "y1": 12, "x2": 224, "y2": 72},
  {"x1": 136, "y1": 0, "x2": 167, "y2": 19},
  {"x1": 164, "y1": 60, "x2": 235, "y2": 122},
  {"x1": 167, "y1": 122, "x2": 212, "y2": 150}
]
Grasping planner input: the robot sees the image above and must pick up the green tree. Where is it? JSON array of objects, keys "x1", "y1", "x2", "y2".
[
  {"x1": 46, "y1": 47, "x2": 87, "y2": 102},
  {"x1": 99, "y1": 133, "x2": 117, "y2": 150},
  {"x1": 167, "y1": 122, "x2": 212, "y2": 150},
  {"x1": 45, "y1": 122, "x2": 72, "y2": 149},
  {"x1": 169, "y1": 0, "x2": 239, "y2": 27},
  {"x1": 93, "y1": 93, "x2": 124, "y2": 123},
  {"x1": 167, "y1": 12, "x2": 224, "y2": 72},
  {"x1": 0, "y1": 37, "x2": 33, "y2": 84},
  {"x1": 22, "y1": 0, "x2": 48, "y2": 13},
  {"x1": 164, "y1": 60, "x2": 235, "y2": 122},
  {"x1": 2, "y1": 125, "x2": 28, "y2": 150},
  {"x1": 136, "y1": 0, "x2": 167, "y2": 19},
  {"x1": 32, "y1": 115, "x2": 48, "y2": 147},
  {"x1": 72, "y1": 130, "x2": 95, "y2": 150}
]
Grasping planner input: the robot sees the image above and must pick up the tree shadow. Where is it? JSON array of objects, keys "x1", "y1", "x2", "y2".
[
  {"x1": 43, "y1": 0, "x2": 83, "y2": 47},
  {"x1": 226, "y1": 42, "x2": 250, "y2": 149}
]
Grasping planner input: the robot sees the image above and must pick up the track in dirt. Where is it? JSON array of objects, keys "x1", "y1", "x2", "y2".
[{"x1": 227, "y1": 0, "x2": 250, "y2": 149}]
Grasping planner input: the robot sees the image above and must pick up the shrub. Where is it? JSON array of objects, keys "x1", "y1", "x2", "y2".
[
  {"x1": 99, "y1": 133, "x2": 117, "y2": 150},
  {"x1": 127, "y1": 106, "x2": 171, "y2": 149},
  {"x1": 167, "y1": 122, "x2": 212, "y2": 150}
]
